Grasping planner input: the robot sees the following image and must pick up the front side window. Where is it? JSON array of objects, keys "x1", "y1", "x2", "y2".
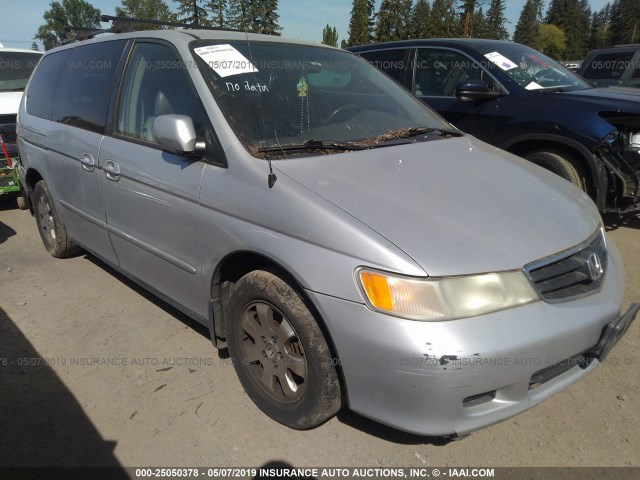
[
  {"x1": 192, "y1": 41, "x2": 452, "y2": 155},
  {"x1": 117, "y1": 42, "x2": 210, "y2": 146},
  {"x1": 413, "y1": 48, "x2": 498, "y2": 97},
  {"x1": 0, "y1": 51, "x2": 42, "y2": 92}
]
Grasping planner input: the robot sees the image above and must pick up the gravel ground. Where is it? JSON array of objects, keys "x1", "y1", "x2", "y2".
[{"x1": 0, "y1": 192, "x2": 638, "y2": 470}]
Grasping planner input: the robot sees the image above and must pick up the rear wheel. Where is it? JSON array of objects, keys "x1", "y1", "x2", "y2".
[
  {"x1": 225, "y1": 269, "x2": 342, "y2": 429},
  {"x1": 33, "y1": 180, "x2": 81, "y2": 258},
  {"x1": 525, "y1": 150, "x2": 587, "y2": 192}
]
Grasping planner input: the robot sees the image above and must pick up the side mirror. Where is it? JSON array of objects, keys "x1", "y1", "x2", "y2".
[
  {"x1": 455, "y1": 80, "x2": 503, "y2": 102},
  {"x1": 153, "y1": 114, "x2": 206, "y2": 156}
]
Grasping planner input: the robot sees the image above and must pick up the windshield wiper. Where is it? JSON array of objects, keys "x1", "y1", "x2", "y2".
[
  {"x1": 365, "y1": 126, "x2": 463, "y2": 148},
  {"x1": 258, "y1": 139, "x2": 368, "y2": 154}
]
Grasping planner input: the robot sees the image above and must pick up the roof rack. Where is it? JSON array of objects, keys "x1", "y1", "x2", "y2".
[{"x1": 62, "y1": 15, "x2": 242, "y2": 44}]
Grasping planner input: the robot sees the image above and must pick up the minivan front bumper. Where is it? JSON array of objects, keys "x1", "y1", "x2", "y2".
[{"x1": 307, "y1": 243, "x2": 635, "y2": 436}]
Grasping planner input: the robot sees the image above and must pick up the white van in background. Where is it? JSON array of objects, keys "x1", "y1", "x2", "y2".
[{"x1": 0, "y1": 44, "x2": 42, "y2": 207}]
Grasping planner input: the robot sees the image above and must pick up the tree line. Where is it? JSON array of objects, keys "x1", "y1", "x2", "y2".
[
  {"x1": 333, "y1": 0, "x2": 640, "y2": 60},
  {"x1": 35, "y1": 0, "x2": 282, "y2": 50}
]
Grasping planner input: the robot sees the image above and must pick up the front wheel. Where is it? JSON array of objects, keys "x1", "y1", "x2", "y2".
[
  {"x1": 524, "y1": 150, "x2": 587, "y2": 192},
  {"x1": 225, "y1": 270, "x2": 342, "y2": 429},
  {"x1": 33, "y1": 180, "x2": 82, "y2": 258}
]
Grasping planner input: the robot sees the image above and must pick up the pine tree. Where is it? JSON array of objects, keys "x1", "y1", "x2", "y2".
[
  {"x1": 207, "y1": 0, "x2": 227, "y2": 28},
  {"x1": 347, "y1": 0, "x2": 370, "y2": 46},
  {"x1": 609, "y1": 0, "x2": 640, "y2": 45},
  {"x1": 255, "y1": 0, "x2": 281, "y2": 35},
  {"x1": 589, "y1": 3, "x2": 610, "y2": 49},
  {"x1": 411, "y1": 0, "x2": 431, "y2": 39},
  {"x1": 458, "y1": 0, "x2": 476, "y2": 36},
  {"x1": 428, "y1": 0, "x2": 457, "y2": 38},
  {"x1": 484, "y1": 0, "x2": 508, "y2": 40},
  {"x1": 225, "y1": 0, "x2": 280, "y2": 34},
  {"x1": 116, "y1": 0, "x2": 177, "y2": 29},
  {"x1": 174, "y1": 0, "x2": 210, "y2": 26},
  {"x1": 513, "y1": 0, "x2": 543, "y2": 48},
  {"x1": 367, "y1": 0, "x2": 377, "y2": 42},
  {"x1": 472, "y1": 6, "x2": 487, "y2": 38},
  {"x1": 322, "y1": 24, "x2": 339, "y2": 46},
  {"x1": 375, "y1": 0, "x2": 412, "y2": 41},
  {"x1": 546, "y1": 0, "x2": 592, "y2": 59}
]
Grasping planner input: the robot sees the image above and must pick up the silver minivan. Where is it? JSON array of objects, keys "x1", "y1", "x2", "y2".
[{"x1": 17, "y1": 23, "x2": 638, "y2": 437}]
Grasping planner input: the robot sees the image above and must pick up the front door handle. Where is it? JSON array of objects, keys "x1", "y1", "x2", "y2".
[
  {"x1": 104, "y1": 160, "x2": 121, "y2": 181},
  {"x1": 79, "y1": 152, "x2": 95, "y2": 172}
]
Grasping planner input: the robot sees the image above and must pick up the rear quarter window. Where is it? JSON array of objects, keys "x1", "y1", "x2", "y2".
[
  {"x1": 27, "y1": 40, "x2": 126, "y2": 134},
  {"x1": 357, "y1": 48, "x2": 409, "y2": 86}
]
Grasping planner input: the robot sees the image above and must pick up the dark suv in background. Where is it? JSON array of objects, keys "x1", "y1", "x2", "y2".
[
  {"x1": 578, "y1": 45, "x2": 640, "y2": 88},
  {"x1": 349, "y1": 39, "x2": 640, "y2": 214}
]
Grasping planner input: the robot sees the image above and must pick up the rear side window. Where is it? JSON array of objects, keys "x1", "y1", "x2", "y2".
[
  {"x1": 27, "y1": 50, "x2": 68, "y2": 120},
  {"x1": 358, "y1": 48, "x2": 409, "y2": 86},
  {"x1": 27, "y1": 41, "x2": 126, "y2": 134},
  {"x1": 582, "y1": 51, "x2": 635, "y2": 80}
]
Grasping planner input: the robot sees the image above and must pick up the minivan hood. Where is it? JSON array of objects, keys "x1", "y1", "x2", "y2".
[
  {"x1": 559, "y1": 87, "x2": 640, "y2": 113},
  {"x1": 275, "y1": 136, "x2": 600, "y2": 276},
  {"x1": 0, "y1": 91, "x2": 23, "y2": 115}
]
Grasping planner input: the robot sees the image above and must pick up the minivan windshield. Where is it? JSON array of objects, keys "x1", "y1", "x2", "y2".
[
  {"x1": 0, "y1": 51, "x2": 42, "y2": 92},
  {"x1": 192, "y1": 41, "x2": 453, "y2": 155},
  {"x1": 475, "y1": 43, "x2": 591, "y2": 92}
]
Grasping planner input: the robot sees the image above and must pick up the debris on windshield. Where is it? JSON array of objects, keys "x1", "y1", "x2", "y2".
[{"x1": 357, "y1": 127, "x2": 460, "y2": 147}]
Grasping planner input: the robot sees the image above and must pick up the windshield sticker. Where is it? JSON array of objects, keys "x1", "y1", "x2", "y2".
[
  {"x1": 525, "y1": 81, "x2": 544, "y2": 90},
  {"x1": 484, "y1": 52, "x2": 518, "y2": 71},
  {"x1": 194, "y1": 44, "x2": 258, "y2": 78}
]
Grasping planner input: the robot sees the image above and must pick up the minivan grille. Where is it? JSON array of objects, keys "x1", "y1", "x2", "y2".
[
  {"x1": 0, "y1": 114, "x2": 17, "y2": 125},
  {"x1": 524, "y1": 230, "x2": 607, "y2": 302}
]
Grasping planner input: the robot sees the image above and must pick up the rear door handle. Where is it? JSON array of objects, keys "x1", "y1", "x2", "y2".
[
  {"x1": 104, "y1": 160, "x2": 121, "y2": 181},
  {"x1": 79, "y1": 152, "x2": 95, "y2": 172}
]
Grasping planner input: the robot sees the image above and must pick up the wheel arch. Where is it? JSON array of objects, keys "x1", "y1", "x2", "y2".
[
  {"x1": 502, "y1": 134, "x2": 603, "y2": 198},
  {"x1": 23, "y1": 168, "x2": 44, "y2": 214},
  {"x1": 208, "y1": 250, "x2": 347, "y2": 396}
]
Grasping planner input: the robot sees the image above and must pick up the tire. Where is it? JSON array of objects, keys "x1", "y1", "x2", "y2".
[
  {"x1": 33, "y1": 180, "x2": 82, "y2": 258},
  {"x1": 524, "y1": 150, "x2": 586, "y2": 192},
  {"x1": 225, "y1": 269, "x2": 342, "y2": 429},
  {"x1": 16, "y1": 193, "x2": 27, "y2": 210}
]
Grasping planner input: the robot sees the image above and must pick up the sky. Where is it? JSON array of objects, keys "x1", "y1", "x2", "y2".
[{"x1": 0, "y1": 0, "x2": 612, "y2": 50}]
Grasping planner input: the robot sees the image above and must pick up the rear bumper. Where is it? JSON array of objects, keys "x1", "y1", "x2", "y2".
[{"x1": 308, "y1": 243, "x2": 632, "y2": 436}]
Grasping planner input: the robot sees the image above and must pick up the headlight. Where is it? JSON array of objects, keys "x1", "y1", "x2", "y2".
[{"x1": 356, "y1": 268, "x2": 539, "y2": 321}]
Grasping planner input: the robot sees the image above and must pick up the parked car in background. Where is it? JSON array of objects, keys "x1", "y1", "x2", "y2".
[
  {"x1": 0, "y1": 44, "x2": 42, "y2": 208},
  {"x1": 17, "y1": 20, "x2": 638, "y2": 437},
  {"x1": 349, "y1": 39, "x2": 640, "y2": 214},
  {"x1": 0, "y1": 45, "x2": 42, "y2": 157},
  {"x1": 578, "y1": 45, "x2": 640, "y2": 88}
]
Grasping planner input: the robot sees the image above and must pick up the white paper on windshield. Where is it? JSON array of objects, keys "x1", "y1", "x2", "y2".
[
  {"x1": 525, "y1": 81, "x2": 544, "y2": 90},
  {"x1": 484, "y1": 52, "x2": 518, "y2": 71},
  {"x1": 194, "y1": 44, "x2": 258, "y2": 78}
]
